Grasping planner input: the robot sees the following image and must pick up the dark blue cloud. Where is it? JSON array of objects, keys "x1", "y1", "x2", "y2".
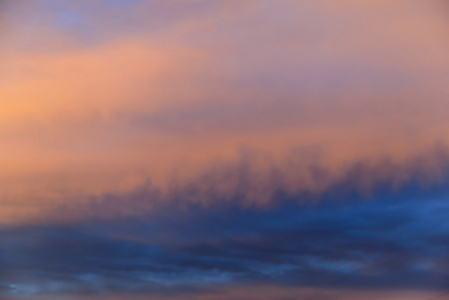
[{"x1": 2, "y1": 177, "x2": 449, "y2": 299}]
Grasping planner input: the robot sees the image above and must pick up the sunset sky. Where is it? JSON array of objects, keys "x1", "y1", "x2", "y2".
[{"x1": 1, "y1": 0, "x2": 449, "y2": 299}]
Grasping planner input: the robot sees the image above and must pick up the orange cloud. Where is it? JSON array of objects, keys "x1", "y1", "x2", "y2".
[{"x1": 1, "y1": 0, "x2": 449, "y2": 224}]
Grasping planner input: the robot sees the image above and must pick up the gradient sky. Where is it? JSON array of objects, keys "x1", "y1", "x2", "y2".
[{"x1": 1, "y1": 0, "x2": 449, "y2": 299}]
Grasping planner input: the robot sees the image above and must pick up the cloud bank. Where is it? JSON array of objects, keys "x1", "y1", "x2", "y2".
[{"x1": 2, "y1": 183, "x2": 449, "y2": 299}]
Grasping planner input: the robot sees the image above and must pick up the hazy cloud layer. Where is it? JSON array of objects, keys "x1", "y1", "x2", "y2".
[
  {"x1": 1, "y1": 0, "x2": 449, "y2": 222},
  {"x1": 1, "y1": 182, "x2": 449, "y2": 299}
]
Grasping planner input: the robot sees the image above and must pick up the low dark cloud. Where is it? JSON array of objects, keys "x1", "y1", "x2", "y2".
[{"x1": 2, "y1": 175, "x2": 449, "y2": 298}]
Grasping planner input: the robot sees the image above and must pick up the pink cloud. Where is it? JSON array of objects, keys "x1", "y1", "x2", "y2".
[{"x1": 1, "y1": 0, "x2": 449, "y2": 223}]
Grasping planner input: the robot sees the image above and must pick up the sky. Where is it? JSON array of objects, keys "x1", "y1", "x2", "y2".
[{"x1": 1, "y1": 0, "x2": 449, "y2": 299}]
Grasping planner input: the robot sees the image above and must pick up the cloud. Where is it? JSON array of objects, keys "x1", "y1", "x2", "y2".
[
  {"x1": 1, "y1": 0, "x2": 449, "y2": 224},
  {"x1": 1, "y1": 182, "x2": 449, "y2": 299},
  {"x1": 17, "y1": 143, "x2": 447, "y2": 225},
  {"x1": 2, "y1": 2, "x2": 449, "y2": 299}
]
